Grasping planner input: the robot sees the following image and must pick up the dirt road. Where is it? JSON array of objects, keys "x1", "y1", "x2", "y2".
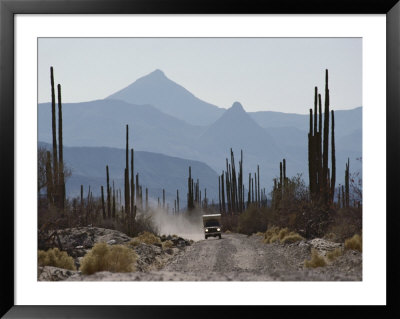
[{"x1": 66, "y1": 233, "x2": 362, "y2": 281}]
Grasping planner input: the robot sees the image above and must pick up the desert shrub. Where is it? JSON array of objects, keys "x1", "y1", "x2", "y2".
[
  {"x1": 281, "y1": 233, "x2": 304, "y2": 244},
  {"x1": 304, "y1": 249, "x2": 327, "y2": 268},
  {"x1": 263, "y1": 226, "x2": 303, "y2": 244},
  {"x1": 344, "y1": 234, "x2": 362, "y2": 252},
  {"x1": 80, "y1": 242, "x2": 137, "y2": 275},
  {"x1": 324, "y1": 208, "x2": 362, "y2": 242},
  {"x1": 238, "y1": 205, "x2": 268, "y2": 235},
  {"x1": 132, "y1": 212, "x2": 159, "y2": 237},
  {"x1": 326, "y1": 248, "x2": 343, "y2": 262},
  {"x1": 128, "y1": 231, "x2": 162, "y2": 247},
  {"x1": 224, "y1": 230, "x2": 231, "y2": 234},
  {"x1": 162, "y1": 240, "x2": 174, "y2": 250},
  {"x1": 38, "y1": 248, "x2": 76, "y2": 270},
  {"x1": 221, "y1": 214, "x2": 239, "y2": 232},
  {"x1": 263, "y1": 226, "x2": 280, "y2": 243},
  {"x1": 278, "y1": 228, "x2": 289, "y2": 240}
]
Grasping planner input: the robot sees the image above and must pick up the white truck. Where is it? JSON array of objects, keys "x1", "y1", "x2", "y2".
[{"x1": 202, "y1": 214, "x2": 222, "y2": 239}]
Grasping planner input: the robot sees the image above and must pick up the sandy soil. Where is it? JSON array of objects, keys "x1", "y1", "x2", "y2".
[{"x1": 65, "y1": 233, "x2": 361, "y2": 281}]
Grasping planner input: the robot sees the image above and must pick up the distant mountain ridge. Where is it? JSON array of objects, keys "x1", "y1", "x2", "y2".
[
  {"x1": 106, "y1": 69, "x2": 225, "y2": 126},
  {"x1": 38, "y1": 69, "x2": 362, "y2": 197},
  {"x1": 39, "y1": 142, "x2": 219, "y2": 205}
]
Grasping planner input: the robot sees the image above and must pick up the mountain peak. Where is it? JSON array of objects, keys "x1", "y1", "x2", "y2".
[
  {"x1": 215, "y1": 101, "x2": 253, "y2": 124},
  {"x1": 230, "y1": 101, "x2": 245, "y2": 112},
  {"x1": 148, "y1": 69, "x2": 166, "y2": 78}
]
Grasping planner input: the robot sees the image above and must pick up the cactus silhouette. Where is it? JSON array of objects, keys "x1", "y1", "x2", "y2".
[
  {"x1": 57, "y1": 84, "x2": 65, "y2": 210},
  {"x1": 106, "y1": 165, "x2": 111, "y2": 218},
  {"x1": 308, "y1": 69, "x2": 335, "y2": 207},
  {"x1": 50, "y1": 67, "x2": 58, "y2": 206}
]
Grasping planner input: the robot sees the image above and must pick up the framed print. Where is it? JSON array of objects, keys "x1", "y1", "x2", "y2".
[{"x1": 1, "y1": 0, "x2": 399, "y2": 317}]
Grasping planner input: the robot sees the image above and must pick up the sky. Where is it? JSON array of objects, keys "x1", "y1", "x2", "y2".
[{"x1": 38, "y1": 38, "x2": 362, "y2": 114}]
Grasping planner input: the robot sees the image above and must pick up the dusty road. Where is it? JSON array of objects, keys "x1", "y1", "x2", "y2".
[{"x1": 66, "y1": 233, "x2": 362, "y2": 281}]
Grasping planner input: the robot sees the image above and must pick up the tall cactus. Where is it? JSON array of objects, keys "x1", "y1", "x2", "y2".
[
  {"x1": 176, "y1": 189, "x2": 180, "y2": 213},
  {"x1": 131, "y1": 148, "x2": 134, "y2": 213},
  {"x1": 106, "y1": 165, "x2": 111, "y2": 218},
  {"x1": 345, "y1": 158, "x2": 350, "y2": 208},
  {"x1": 163, "y1": 189, "x2": 165, "y2": 209},
  {"x1": 331, "y1": 110, "x2": 336, "y2": 203},
  {"x1": 322, "y1": 69, "x2": 330, "y2": 205},
  {"x1": 124, "y1": 125, "x2": 130, "y2": 216},
  {"x1": 257, "y1": 165, "x2": 260, "y2": 208},
  {"x1": 50, "y1": 67, "x2": 58, "y2": 206},
  {"x1": 308, "y1": 69, "x2": 335, "y2": 208},
  {"x1": 221, "y1": 172, "x2": 225, "y2": 213},
  {"x1": 80, "y1": 185, "x2": 83, "y2": 213},
  {"x1": 187, "y1": 166, "x2": 194, "y2": 210},
  {"x1": 57, "y1": 84, "x2": 65, "y2": 210}
]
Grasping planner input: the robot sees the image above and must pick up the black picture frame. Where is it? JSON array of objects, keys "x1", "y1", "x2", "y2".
[{"x1": 1, "y1": 0, "x2": 399, "y2": 317}]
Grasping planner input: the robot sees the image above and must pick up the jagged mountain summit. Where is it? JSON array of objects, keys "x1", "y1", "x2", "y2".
[
  {"x1": 199, "y1": 101, "x2": 280, "y2": 157},
  {"x1": 106, "y1": 69, "x2": 225, "y2": 126}
]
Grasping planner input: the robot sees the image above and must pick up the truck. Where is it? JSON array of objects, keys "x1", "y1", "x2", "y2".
[{"x1": 202, "y1": 214, "x2": 222, "y2": 239}]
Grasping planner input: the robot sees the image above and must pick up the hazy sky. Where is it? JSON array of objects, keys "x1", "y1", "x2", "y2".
[{"x1": 38, "y1": 38, "x2": 362, "y2": 114}]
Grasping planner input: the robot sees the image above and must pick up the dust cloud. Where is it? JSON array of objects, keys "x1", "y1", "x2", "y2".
[{"x1": 149, "y1": 208, "x2": 205, "y2": 241}]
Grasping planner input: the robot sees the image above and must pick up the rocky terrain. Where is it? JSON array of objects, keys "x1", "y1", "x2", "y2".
[{"x1": 38, "y1": 227, "x2": 361, "y2": 281}]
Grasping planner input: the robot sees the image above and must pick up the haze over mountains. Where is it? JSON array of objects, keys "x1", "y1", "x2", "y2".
[
  {"x1": 38, "y1": 69, "x2": 362, "y2": 204},
  {"x1": 107, "y1": 69, "x2": 225, "y2": 126}
]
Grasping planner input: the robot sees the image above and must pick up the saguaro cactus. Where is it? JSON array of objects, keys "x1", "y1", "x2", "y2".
[
  {"x1": 131, "y1": 148, "x2": 134, "y2": 213},
  {"x1": 221, "y1": 172, "x2": 225, "y2": 213},
  {"x1": 176, "y1": 189, "x2": 180, "y2": 213},
  {"x1": 307, "y1": 69, "x2": 335, "y2": 208},
  {"x1": 345, "y1": 158, "x2": 350, "y2": 208},
  {"x1": 106, "y1": 165, "x2": 111, "y2": 218},
  {"x1": 57, "y1": 84, "x2": 65, "y2": 210},
  {"x1": 124, "y1": 125, "x2": 130, "y2": 216},
  {"x1": 187, "y1": 166, "x2": 194, "y2": 210},
  {"x1": 50, "y1": 67, "x2": 58, "y2": 205},
  {"x1": 163, "y1": 189, "x2": 165, "y2": 209},
  {"x1": 322, "y1": 70, "x2": 330, "y2": 205}
]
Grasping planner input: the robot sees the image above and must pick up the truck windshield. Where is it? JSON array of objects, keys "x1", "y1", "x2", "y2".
[{"x1": 205, "y1": 220, "x2": 220, "y2": 227}]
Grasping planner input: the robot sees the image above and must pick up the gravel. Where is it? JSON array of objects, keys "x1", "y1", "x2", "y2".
[{"x1": 64, "y1": 232, "x2": 361, "y2": 281}]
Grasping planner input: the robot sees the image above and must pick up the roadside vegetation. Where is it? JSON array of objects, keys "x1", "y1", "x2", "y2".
[
  {"x1": 38, "y1": 248, "x2": 76, "y2": 270},
  {"x1": 38, "y1": 67, "x2": 362, "y2": 278},
  {"x1": 79, "y1": 242, "x2": 138, "y2": 275}
]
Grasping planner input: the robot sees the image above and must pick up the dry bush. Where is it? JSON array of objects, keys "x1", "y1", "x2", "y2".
[
  {"x1": 255, "y1": 232, "x2": 264, "y2": 236},
  {"x1": 263, "y1": 226, "x2": 303, "y2": 244},
  {"x1": 238, "y1": 205, "x2": 268, "y2": 235},
  {"x1": 221, "y1": 214, "x2": 239, "y2": 232},
  {"x1": 224, "y1": 230, "x2": 232, "y2": 234},
  {"x1": 281, "y1": 233, "x2": 304, "y2": 244},
  {"x1": 38, "y1": 248, "x2": 76, "y2": 270},
  {"x1": 278, "y1": 228, "x2": 289, "y2": 240},
  {"x1": 304, "y1": 249, "x2": 327, "y2": 268},
  {"x1": 128, "y1": 231, "x2": 162, "y2": 247},
  {"x1": 263, "y1": 226, "x2": 280, "y2": 243},
  {"x1": 80, "y1": 242, "x2": 137, "y2": 275},
  {"x1": 326, "y1": 248, "x2": 343, "y2": 262},
  {"x1": 325, "y1": 207, "x2": 362, "y2": 242},
  {"x1": 162, "y1": 240, "x2": 174, "y2": 250},
  {"x1": 344, "y1": 234, "x2": 362, "y2": 252}
]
